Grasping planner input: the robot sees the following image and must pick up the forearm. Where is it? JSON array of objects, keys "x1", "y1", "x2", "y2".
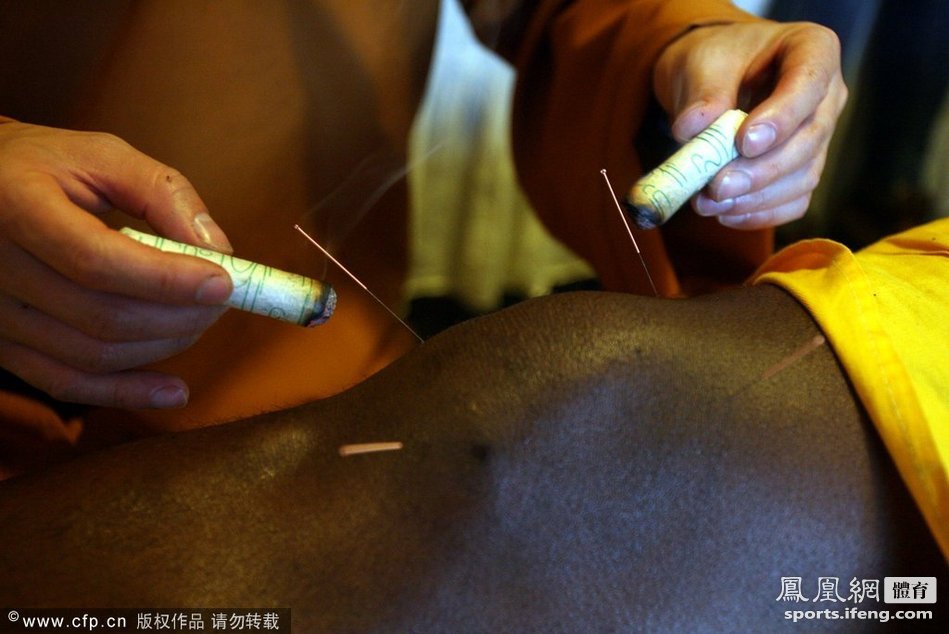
[{"x1": 464, "y1": 0, "x2": 769, "y2": 294}]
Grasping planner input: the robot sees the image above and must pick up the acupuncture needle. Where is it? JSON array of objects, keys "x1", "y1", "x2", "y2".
[
  {"x1": 294, "y1": 224, "x2": 424, "y2": 342},
  {"x1": 338, "y1": 441, "x2": 404, "y2": 457},
  {"x1": 600, "y1": 169, "x2": 659, "y2": 296}
]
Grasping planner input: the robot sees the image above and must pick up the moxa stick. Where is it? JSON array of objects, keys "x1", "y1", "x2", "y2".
[
  {"x1": 624, "y1": 109, "x2": 747, "y2": 229},
  {"x1": 121, "y1": 227, "x2": 336, "y2": 327}
]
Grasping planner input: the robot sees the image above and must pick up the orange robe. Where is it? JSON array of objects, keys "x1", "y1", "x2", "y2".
[{"x1": 0, "y1": 0, "x2": 768, "y2": 476}]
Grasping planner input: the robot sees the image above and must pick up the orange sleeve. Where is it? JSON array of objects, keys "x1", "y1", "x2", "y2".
[{"x1": 477, "y1": 0, "x2": 772, "y2": 295}]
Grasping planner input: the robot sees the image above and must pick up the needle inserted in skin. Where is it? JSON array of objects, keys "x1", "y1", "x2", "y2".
[
  {"x1": 338, "y1": 441, "x2": 404, "y2": 457},
  {"x1": 759, "y1": 334, "x2": 826, "y2": 382},
  {"x1": 600, "y1": 169, "x2": 659, "y2": 296},
  {"x1": 724, "y1": 333, "x2": 828, "y2": 401},
  {"x1": 294, "y1": 224, "x2": 423, "y2": 342}
]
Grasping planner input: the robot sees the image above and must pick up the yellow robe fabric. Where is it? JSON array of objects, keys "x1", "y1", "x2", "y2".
[{"x1": 753, "y1": 218, "x2": 949, "y2": 559}]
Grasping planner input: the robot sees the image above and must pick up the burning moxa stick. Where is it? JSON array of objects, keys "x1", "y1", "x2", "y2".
[
  {"x1": 121, "y1": 227, "x2": 337, "y2": 327},
  {"x1": 624, "y1": 109, "x2": 748, "y2": 229}
]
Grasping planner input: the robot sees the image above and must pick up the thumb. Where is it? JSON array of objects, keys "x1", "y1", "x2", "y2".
[
  {"x1": 655, "y1": 35, "x2": 744, "y2": 143},
  {"x1": 670, "y1": 98, "x2": 736, "y2": 145},
  {"x1": 84, "y1": 136, "x2": 233, "y2": 253},
  {"x1": 665, "y1": 60, "x2": 739, "y2": 143}
]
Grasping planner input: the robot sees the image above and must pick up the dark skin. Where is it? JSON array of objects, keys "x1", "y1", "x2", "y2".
[{"x1": 0, "y1": 286, "x2": 943, "y2": 631}]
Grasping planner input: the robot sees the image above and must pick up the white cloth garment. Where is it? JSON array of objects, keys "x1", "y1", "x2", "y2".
[{"x1": 407, "y1": 0, "x2": 593, "y2": 312}]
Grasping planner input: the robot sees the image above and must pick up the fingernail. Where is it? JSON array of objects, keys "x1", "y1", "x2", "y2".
[
  {"x1": 719, "y1": 213, "x2": 751, "y2": 228},
  {"x1": 150, "y1": 385, "x2": 188, "y2": 409},
  {"x1": 196, "y1": 274, "x2": 232, "y2": 304},
  {"x1": 193, "y1": 213, "x2": 233, "y2": 253},
  {"x1": 741, "y1": 123, "x2": 777, "y2": 157},
  {"x1": 695, "y1": 194, "x2": 734, "y2": 216},
  {"x1": 718, "y1": 170, "x2": 752, "y2": 199}
]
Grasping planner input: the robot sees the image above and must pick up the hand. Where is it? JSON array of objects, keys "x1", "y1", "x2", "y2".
[
  {"x1": 0, "y1": 119, "x2": 234, "y2": 409},
  {"x1": 653, "y1": 20, "x2": 848, "y2": 230}
]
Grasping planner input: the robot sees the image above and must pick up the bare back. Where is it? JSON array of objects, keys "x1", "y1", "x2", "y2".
[{"x1": 0, "y1": 287, "x2": 943, "y2": 630}]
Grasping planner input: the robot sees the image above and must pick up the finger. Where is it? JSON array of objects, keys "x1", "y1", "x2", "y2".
[
  {"x1": 715, "y1": 196, "x2": 811, "y2": 230},
  {"x1": 738, "y1": 24, "x2": 844, "y2": 158},
  {"x1": 68, "y1": 131, "x2": 233, "y2": 253},
  {"x1": 0, "y1": 238, "x2": 227, "y2": 341},
  {"x1": 665, "y1": 66, "x2": 741, "y2": 144},
  {"x1": 705, "y1": 123, "x2": 827, "y2": 202},
  {"x1": 694, "y1": 161, "x2": 819, "y2": 217},
  {"x1": 651, "y1": 22, "x2": 742, "y2": 143},
  {"x1": 0, "y1": 295, "x2": 199, "y2": 374},
  {"x1": 0, "y1": 339, "x2": 190, "y2": 409},
  {"x1": 4, "y1": 177, "x2": 232, "y2": 306}
]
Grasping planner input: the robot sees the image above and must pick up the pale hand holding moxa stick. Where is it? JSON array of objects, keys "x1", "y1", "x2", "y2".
[
  {"x1": 120, "y1": 227, "x2": 337, "y2": 327},
  {"x1": 624, "y1": 109, "x2": 748, "y2": 229}
]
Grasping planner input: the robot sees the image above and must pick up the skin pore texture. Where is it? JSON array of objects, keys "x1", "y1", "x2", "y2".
[{"x1": 0, "y1": 286, "x2": 942, "y2": 631}]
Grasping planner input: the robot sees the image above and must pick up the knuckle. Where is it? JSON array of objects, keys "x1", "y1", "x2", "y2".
[
  {"x1": 80, "y1": 336, "x2": 194, "y2": 374},
  {"x1": 78, "y1": 340, "x2": 127, "y2": 373},
  {"x1": 44, "y1": 367, "x2": 129, "y2": 409},
  {"x1": 84, "y1": 130, "x2": 129, "y2": 152},
  {"x1": 149, "y1": 264, "x2": 186, "y2": 303},
  {"x1": 763, "y1": 159, "x2": 783, "y2": 184},
  {"x1": 107, "y1": 382, "x2": 133, "y2": 410},
  {"x1": 62, "y1": 238, "x2": 111, "y2": 290},
  {"x1": 814, "y1": 24, "x2": 842, "y2": 55},
  {"x1": 795, "y1": 22, "x2": 842, "y2": 63},
  {"x1": 43, "y1": 376, "x2": 83, "y2": 404},
  {"x1": 748, "y1": 208, "x2": 780, "y2": 229},
  {"x1": 44, "y1": 372, "x2": 115, "y2": 408},
  {"x1": 734, "y1": 188, "x2": 767, "y2": 214},
  {"x1": 79, "y1": 130, "x2": 132, "y2": 163},
  {"x1": 771, "y1": 199, "x2": 809, "y2": 227},
  {"x1": 802, "y1": 166, "x2": 822, "y2": 193},
  {"x1": 791, "y1": 196, "x2": 812, "y2": 219},
  {"x1": 87, "y1": 308, "x2": 128, "y2": 340},
  {"x1": 742, "y1": 160, "x2": 781, "y2": 189},
  {"x1": 790, "y1": 24, "x2": 843, "y2": 93},
  {"x1": 77, "y1": 298, "x2": 142, "y2": 342},
  {"x1": 835, "y1": 78, "x2": 849, "y2": 112}
]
